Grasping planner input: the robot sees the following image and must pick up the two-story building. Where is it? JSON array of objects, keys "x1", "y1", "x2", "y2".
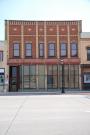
[{"x1": 5, "y1": 20, "x2": 81, "y2": 92}]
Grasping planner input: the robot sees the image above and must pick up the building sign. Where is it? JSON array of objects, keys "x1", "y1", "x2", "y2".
[{"x1": 84, "y1": 74, "x2": 90, "y2": 83}]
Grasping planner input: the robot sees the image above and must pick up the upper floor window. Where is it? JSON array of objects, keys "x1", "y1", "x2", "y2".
[
  {"x1": 87, "y1": 47, "x2": 90, "y2": 61},
  {"x1": 60, "y1": 43, "x2": 67, "y2": 57},
  {"x1": 13, "y1": 43, "x2": 20, "y2": 57},
  {"x1": 25, "y1": 43, "x2": 32, "y2": 57},
  {"x1": 39, "y1": 43, "x2": 44, "y2": 57},
  {"x1": 48, "y1": 43, "x2": 55, "y2": 57},
  {"x1": 0, "y1": 51, "x2": 3, "y2": 61},
  {"x1": 71, "y1": 42, "x2": 78, "y2": 57}
]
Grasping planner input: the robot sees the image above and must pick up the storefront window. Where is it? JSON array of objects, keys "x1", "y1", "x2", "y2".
[
  {"x1": 47, "y1": 65, "x2": 58, "y2": 88},
  {"x1": 38, "y1": 65, "x2": 45, "y2": 88},
  {"x1": 22, "y1": 65, "x2": 36, "y2": 89}
]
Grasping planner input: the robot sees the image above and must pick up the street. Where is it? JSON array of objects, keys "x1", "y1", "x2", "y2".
[{"x1": 0, "y1": 94, "x2": 90, "y2": 135}]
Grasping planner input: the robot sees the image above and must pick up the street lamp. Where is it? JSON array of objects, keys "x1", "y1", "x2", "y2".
[{"x1": 61, "y1": 59, "x2": 65, "y2": 94}]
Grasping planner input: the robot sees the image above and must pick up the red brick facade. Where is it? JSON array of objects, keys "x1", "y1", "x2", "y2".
[{"x1": 6, "y1": 20, "x2": 81, "y2": 65}]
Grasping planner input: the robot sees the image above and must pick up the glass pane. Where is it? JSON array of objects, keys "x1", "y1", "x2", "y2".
[
  {"x1": 49, "y1": 43, "x2": 54, "y2": 49},
  {"x1": 24, "y1": 75, "x2": 29, "y2": 82},
  {"x1": 61, "y1": 43, "x2": 66, "y2": 49},
  {"x1": 26, "y1": 43, "x2": 32, "y2": 49},
  {"x1": 38, "y1": 76, "x2": 45, "y2": 88},
  {"x1": 49, "y1": 50, "x2": 54, "y2": 56},
  {"x1": 87, "y1": 48, "x2": 90, "y2": 60},
  {"x1": 47, "y1": 75, "x2": 53, "y2": 88},
  {"x1": 47, "y1": 66, "x2": 52, "y2": 75},
  {"x1": 53, "y1": 75, "x2": 57, "y2": 88},
  {"x1": 0, "y1": 52, "x2": 3, "y2": 61},
  {"x1": 0, "y1": 75, "x2": 4, "y2": 84},
  {"x1": 53, "y1": 65, "x2": 57, "y2": 75},
  {"x1": 12, "y1": 67, "x2": 17, "y2": 77},
  {"x1": 30, "y1": 76, "x2": 36, "y2": 88},
  {"x1": 38, "y1": 65, "x2": 45, "y2": 75},
  {"x1": 24, "y1": 82, "x2": 29, "y2": 88},
  {"x1": 14, "y1": 43, "x2": 19, "y2": 49},
  {"x1": 26, "y1": 50, "x2": 31, "y2": 56},
  {"x1": 40, "y1": 50, "x2": 44, "y2": 56},
  {"x1": 72, "y1": 50, "x2": 77, "y2": 56},
  {"x1": 40, "y1": 43, "x2": 44, "y2": 49},
  {"x1": 71, "y1": 43, "x2": 77, "y2": 49},
  {"x1": 30, "y1": 65, "x2": 36, "y2": 75},
  {"x1": 14, "y1": 50, "x2": 19, "y2": 56},
  {"x1": 61, "y1": 50, "x2": 66, "y2": 56},
  {"x1": 24, "y1": 66, "x2": 29, "y2": 75}
]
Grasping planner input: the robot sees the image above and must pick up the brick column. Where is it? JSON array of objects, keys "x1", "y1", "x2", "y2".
[
  {"x1": 67, "y1": 24, "x2": 70, "y2": 58},
  {"x1": 57, "y1": 24, "x2": 59, "y2": 58},
  {"x1": 78, "y1": 21, "x2": 81, "y2": 89},
  {"x1": 44, "y1": 22, "x2": 47, "y2": 90},
  {"x1": 21, "y1": 24, "x2": 24, "y2": 58},
  {"x1": 36, "y1": 22, "x2": 38, "y2": 58}
]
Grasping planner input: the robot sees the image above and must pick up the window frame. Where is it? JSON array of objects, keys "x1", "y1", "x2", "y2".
[
  {"x1": 25, "y1": 43, "x2": 32, "y2": 58},
  {"x1": 60, "y1": 42, "x2": 67, "y2": 57},
  {"x1": 13, "y1": 43, "x2": 20, "y2": 58},
  {"x1": 39, "y1": 43, "x2": 44, "y2": 58},
  {"x1": 87, "y1": 47, "x2": 90, "y2": 61},
  {"x1": 0, "y1": 51, "x2": 3, "y2": 61},
  {"x1": 48, "y1": 43, "x2": 56, "y2": 57},
  {"x1": 71, "y1": 42, "x2": 78, "y2": 57}
]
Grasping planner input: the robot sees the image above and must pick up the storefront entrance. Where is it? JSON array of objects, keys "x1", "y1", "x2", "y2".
[{"x1": 9, "y1": 66, "x2": 19, "y2": 92}]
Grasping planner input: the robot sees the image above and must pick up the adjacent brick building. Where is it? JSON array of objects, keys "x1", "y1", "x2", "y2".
[{"x1": 5, "y1": 20, "x2": 82, "y2": 91}]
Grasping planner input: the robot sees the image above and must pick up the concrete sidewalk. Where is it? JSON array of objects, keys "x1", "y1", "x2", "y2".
[{"x1": 0, "y1": 94, "x2": 90, "y2": 135}]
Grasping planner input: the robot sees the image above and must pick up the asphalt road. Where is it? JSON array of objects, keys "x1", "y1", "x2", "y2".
[{"x1": 0, "y1": 94, "x2": 90, "y2": 135}]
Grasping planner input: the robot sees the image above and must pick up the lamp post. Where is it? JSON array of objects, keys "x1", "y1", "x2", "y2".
[{"x1": 61, "y1": 59, "x2": 65, "y2": 93}]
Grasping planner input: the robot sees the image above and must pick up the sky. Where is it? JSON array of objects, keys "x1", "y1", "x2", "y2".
[{"x1": 0, "y1": 0, "x2": 90, "y2": 40}]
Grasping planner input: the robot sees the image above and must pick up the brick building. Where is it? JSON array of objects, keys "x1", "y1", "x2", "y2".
[{"x1": 5, "y1": 20, "x2": 81, "y2": 92}]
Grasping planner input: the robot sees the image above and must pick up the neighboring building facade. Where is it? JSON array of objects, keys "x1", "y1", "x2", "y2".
[
  {"x1": 80, "y1": 32, "x2": 90, "y2": 89},
  {"x1": 5, "y1": 20, "x2": 81, "y2": 92},
  {"x1": 0, "y1": 41, "x2": 8, "y2": 92}
]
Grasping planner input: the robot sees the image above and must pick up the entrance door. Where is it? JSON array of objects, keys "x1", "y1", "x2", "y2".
[{"x1": 9, "y1": 66, "x2": 19, "y2": 92}]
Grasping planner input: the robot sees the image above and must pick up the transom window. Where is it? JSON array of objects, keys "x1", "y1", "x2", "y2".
[
  {"x1": 87, "y1": 47, "x2": 90, "y2": 61},
  {"x1": 48, "y1": 43, "x2": 55, "y2": 57},
  {"x1": 0, "y1": 51, "x2": 3, "y2": 61},
  {"x1": 25, "y1": 43, "x2": 32, "y2": 57},
  {"x1": 60, "y1": 43, "x2": 67, "y2": 57},
  {"x1": 13, "y1": 43, "x2": 19, "y2": 57},
  {"x1": 71, "y1": 42, "x2": 78, "y2": 57},
  {"x1": 39, "y1": 43, "x2": 44, "y2": 57}
]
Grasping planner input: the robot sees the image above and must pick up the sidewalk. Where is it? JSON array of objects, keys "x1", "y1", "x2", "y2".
[{"x1": 0, "y1": 94, "x2": 90, "y2": 135}]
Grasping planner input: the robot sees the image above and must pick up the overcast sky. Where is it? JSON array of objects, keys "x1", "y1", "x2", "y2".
[{"x1": 0, "y1": 0, "x2": 90, "y2": 40}]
